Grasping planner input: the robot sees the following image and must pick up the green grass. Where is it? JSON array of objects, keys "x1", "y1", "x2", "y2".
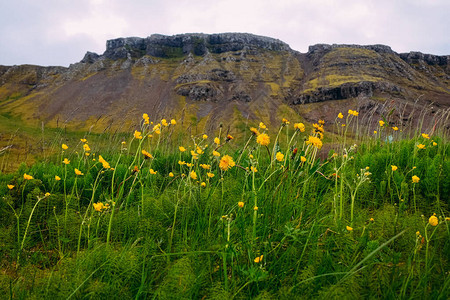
[{"x1": 0, "y1": 112, "x2": 449, "y2": 299}]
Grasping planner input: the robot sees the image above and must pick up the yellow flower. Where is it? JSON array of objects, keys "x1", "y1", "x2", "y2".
[
  {"x1": 417, "y1": 144, "x2": 425, "y2": 149},
  {"x1": 250, "y1": 166, "x2": 257, "y2": 173},
  {"x1": 256, "y1": 133, "x2": 270, "y2": 146},
  {"x1": 254, "y1": 255, "x2": 263, "y2": 263},
  {"x1": 98, "y1": 155, "x2": 110, "y2": 169},
  {"x1": 346, "y1": 226, "x2": 353, "y2": 231},
  {"x1": 226, "y1": 134, "x2": 234, "y2": 141},
  {"x1": 282, "y1": 118, "x2": 290, "y2": 124},
  {"x1": 306, "y1": 136, "x2": 323, "y2": 149},
  {"x1": 432, "y1": 142, "x2": 437, "y2": 146},
  {"x1": 61, "y1": 144, "x2": 68, "y2": 150},
  {"x1": 379, "y1": 120, "x2": 385, "y2": 127},
  {"x1": 178, "y1": 160, "x2": 186, "y2": 165},
  {"x1": 23, "y1": 173, "x2": 34, "y2": 180},
  {"x1": 392, "y1": 126, "x2": 399, "y2": 131},
  {"x1": 121, "y1": 141, "x2": 126, "y2": 145},
  {"x1": 207, "y1": 172, "x2": 215, "y2": 178},
  {"x1": 83, "y1": 144, "x2": 91, "y2": 152},
  {"x1": 416, "y1": 231, "x2": 420, "y2": 236},
  {"x1": 179, "y1": 146, "x2": 186, "y2": 152},
  {"x1": 196, "y1": 147, "x2": 204, "y2": 155},
  {"x1": 142, "y1": 149, "x2": 153, "y2": 159},
  {"x1": 150, "y1": 169, "x2": 157, "y2": 175},
  {"x1": 259, "y1": 122, "x2": 266, "y2": 129},
  {"x1": 200, "y1": 182, "x2": 206, "y2": 187},
  {"x1": 214, "y1": 137, "x2": 220, "y2": 145},
  {"x1": 202, "y1": 134, "x2": 208, "y2": 139},
  {"x1": 134, "y1": 130, "x2": 143, "y2": 139},
  {"x1": 74, "y1": 169, "x2": 84, "y2": 176},
  {"x1": 7, "y1": 184, "x2": 14, "y2": 190},
  {"x1": 276, "y1": 152, "x2": 284, "y2": 162},
  {"x1": 352, "y1": 111, "x2": 359, "y2": 116},
  {"x1": 200, "y1": 164, "x2": 211, "y2": 170},
  {"x1": 55, "y1": 175, "x2": 61, "y2": 181},
  {"x1": 300, "y1": 156, "x2": 306, "y2": 162},
  {"x1": 294, "y1": 123, "x2": 305, "y2": 132},
  {"x1": 143, "y1": 113, "x2": 149, "y2": 120},
  {"x1": 219, "y1": 155, "x2": 236, "y2": 171},
  {"x1": 85, "y1": 153, "x2": 90, "y2": 156},
  {"x1": 370, "y1": 218, "x2": 374, "y2": 222},
  {"x1": 374, "y1": 130, "x2": 377, "y2": 134},
  {"x1": 254, "y1": 206, "x2": 258, "y2": 211},
  {"x1": 169, "y1": 172, "x2": 174, "y2": 177},
  {"x1": 429, "y1": 215, "x2": 438, "y2": 226},
  {"x1": 161, "y1": 119, "x2": 168, "y2": 126},
  {"x1": 421, "y1": 133, "x2": 430, "y2": 139},
  {"x1": 80, "y1": 138, "x2": 87, "y2": 143},
  {"x1": 412, "y1": 175, "x2": 420, "y2": 183},
  {"x1": 348, "y1": 109, "x2": 354, "y2": 115},
  {"x1": 338, "y1": 112, "x2": 343, "y2": 119},
  {"x1": 250, "y1": 127, "x2": 260, "y2": 135},
  {"x1": 213, "y1": 150, "x2": 220, "y2": 157},
  {"x1": 93, "y1": 202, "x2": 104, "y2": 212},
  {"x1": 391, "y1": 165, "x2": 398, "y2": 171},
  {"x1": 190, "y1": 170, "x2": 197, "y2": 180},
  {"x1": 238, "y1": 201, "x2": 244, "y2": 208},
  {"x1": 170, "y1": 119, "x2": 176, "y2": 125}
]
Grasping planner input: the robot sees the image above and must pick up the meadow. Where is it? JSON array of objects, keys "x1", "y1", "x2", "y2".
[{"x1": 0, "y1": 110, "x2": 449, "y2": 299}]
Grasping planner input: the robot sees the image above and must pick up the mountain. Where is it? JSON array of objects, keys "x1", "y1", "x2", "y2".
[{"x1": 0, "y1": 33, "x2": 449, "y2": 134}]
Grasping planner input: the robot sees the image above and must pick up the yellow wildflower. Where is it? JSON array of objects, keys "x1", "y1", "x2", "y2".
[
  {"x1": 346, "y1": 226, "x2": 353, "y2": 231},
  {"x1": 379, "y1": 120, "x2": 385, "y2": 127},
  {"x1": 83, "y1": 144, "x2": 90, "y2": 152},
  {"x1": 93, "y1": 202, "x2": 104, "y2": 212},
  {"x1": 150, "y1": 169, "x2": 157, "y2": 175},
  {"x1": 219, "y1": 155, "x2": 236, "y2": 171},
  {"x1": 306, "y1": 136, "x2": 323, "y2": 149},
  {"x1": 259, "y1": 122, "x2": 267, "y2": 129},
  {"x1": 432, "y1": 142, "x2": 437, "y2": 146},
  {"x1": 254, "y1": 206, "x2": 258, "y2": 211},
  {"x1": 200, "y1": 182, "x2": 206, "y2": 187},
  {"x1": 170, "y1": 119, "x2": 176, "y2": 125},
  {"x1": 370, "y1": 218, "x2": 374, "y2": 222},
  {"x1": 250, "y1": 166, "x2": 257, "y2": 173},
  {"x1": 178, "y1": 160, "x2": 186, "y2": 165},
  {"x1": 142, "y1": 149, "x2": 153, "y2": 159},
  {"x1": 55, "y1": 175, "x2": 61, "y2": 181},
  {"x1": 23, "y1": 173, "x2": 33, "y2": 180},
  {"x1": 226, "y1": 134, "x2": 233, "y2": 141},
  {"x1": 200, "y1": 164, "x2": 211, "y2": 170},
  {"x1": 169, "y1": 172, "x2": 174, "y2": 177},
  {"x1": 74, "y1": 168, "x2": 84, "y2": 176},
  {"x1": 256, "y1": 133, "x2": 270, "y2": 146},
  {"x1": 61, "y1": 144, "x2": 68, "y2": 150},
  {"x1": 161, "y1": 119, "x2": 168, "y2": 126},
  {"x1": 276, "y1": 152, "x2": 284, "y2": 162},
  {"x1": 179, "y1": 146, "x2": 186, "y2": 152},
  {"x1": 98, "y1": 155, "x2": 110, "y2": 169},
  {"x1": 214, "y1": 137, "x2": 220, "y2": 145},
  {"x1": 63, "y1": 158, "x2": 70, "y2": 165},
  {"x1": 254, "y1": 255, "x2": 263, "y2": 263},
  {"x1": 300, "y1": 156, "x2": 307, "y2": 162},
  {"x1": 238, "y1": 202, "x2": 244, "y2": 208},
  {"x1": 45, "y1": 192, "x2": 50, "y2": 197},
  {"x1": 134, "y1": 130, "x2": 143, "y2": 139},
  {"x1": 391, "y1": 165, "x2": 398, "y2": 171},
  {"x1": 417, "y1": 144, "x2": 425, "y2": 149},
  {"x1": 338, "y1": 113, "x2": 343, "y2": 119},
  {"x1": 202, "y1": 134, "x2": 208, "y2": 139},
  {"x1": 421, "y1": 133, "x2": 430, "y2": 139},
  {"x1": 374, "y1": 130, "x2": 377, "y2": 134},
  {"x1": 7, "y1": 184, "x2": 14, "y2": 190},
  {"x1": 190, "y1": 170, "x2": 197, "y2": 180},
  {"x1": 196, "y1": 147, "x2": 204, "y2": 155},
  {"x1": 207, "y1": 172, "x2": 215, "y2": 178},
  {"x1": 250, "y1": 127, "x2": 260, "y2": 135},
  {"x1": 429, "y1": 215, "x2": 438, "y2": 226},
  {"x1": 282, "y1": 118, "x2": 290, "y2": 124},
  {"x1": 392, "y1": 126, "x2": 399, "y2": 131},
  {"x1": 412, "y1": 175, "x2": 420, "y2": 183},
  {"x1": 294, "y1": 122, "x2": 305, "y2": 132},
  {"x1": 213, "y1": 150, "x2": 221, "y2": 157}
]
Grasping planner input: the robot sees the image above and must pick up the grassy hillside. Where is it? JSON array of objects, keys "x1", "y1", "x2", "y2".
[{"x1": 0, "y1": 111, "x2": 448, "y2": 299}]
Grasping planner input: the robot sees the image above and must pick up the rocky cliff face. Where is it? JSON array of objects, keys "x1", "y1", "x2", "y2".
[{"x1": 0, "y1": 33, "x2": 448, "y2": 132}]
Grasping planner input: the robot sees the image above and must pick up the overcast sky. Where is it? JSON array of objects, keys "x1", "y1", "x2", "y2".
[{"x1": 1, "y1": 0, "x2": 448, "y2": 67}]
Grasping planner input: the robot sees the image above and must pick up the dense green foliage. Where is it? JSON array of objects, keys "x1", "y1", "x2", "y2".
[{"x1": 0, "y1": 115, "x2": 449, "y2": 299}]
